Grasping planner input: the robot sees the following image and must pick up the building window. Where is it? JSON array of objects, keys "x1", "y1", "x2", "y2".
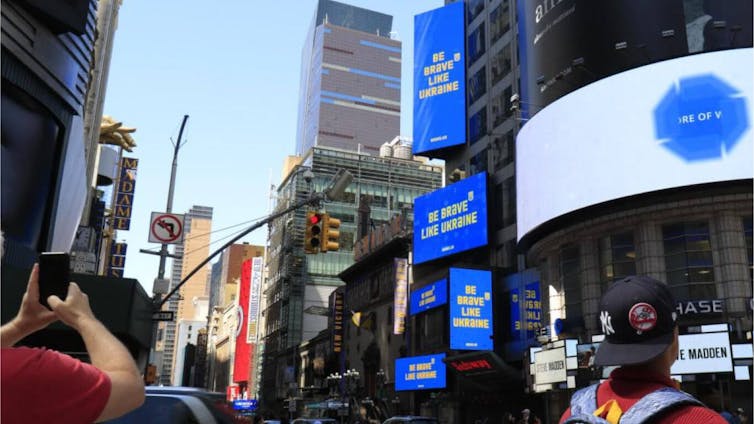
[
  {"x1": 469, "y1": 107, "x2": 487, "y2": 145},
  {"x1": 662, "y1": 222, "x2": 716, "y2": 301},
  {"x1": 560, "y1": 244, "x2": 582, "y2": 320},
  {"x1": 468, "y1": 66, "x2": 487, "y2": 105},
  {"x1": 417, "y1": 307, "x2": 445, "y2": 351},
  {"x1": 492, "y1": 131, "x2": 514, "y2": 171},
  {"x1": 493, "y1": 183, "x2": 504, "y2": 230},
  {"x1": 502, "y1": 177, "x2": 516, "y2": 227},
  {"x1": 468, "y1": 23, "x2": 486, "y2": 65},
  {"x1": 599, "y1": 232, "x2": 636, "y2": 287},
  {"x1": 470, "y1": 150, "x2": 488, "y2": 175},
  {"x1": 491, "y1": 86, "x2": 513, "y2": 128},
  {"x1": 744, "y1": 217, "x2": 752, "y2": 281},
  {"x1": 490, "y1": 2, "x2": 511, "y2": 43},
  {"x1": 467, "y1": 0, "x2": 484, "y2": 23},
  {"x1": 490, "y1": 44, "x2": 512, "y2": 85}
]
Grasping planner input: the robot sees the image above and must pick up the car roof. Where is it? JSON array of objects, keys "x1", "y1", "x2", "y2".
[{"x1": 146, "y1": 386, "x2": 224, "y2": 396}]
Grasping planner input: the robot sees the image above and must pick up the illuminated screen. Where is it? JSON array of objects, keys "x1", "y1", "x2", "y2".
[
  {"x1": 517, "y1": 49, "x2": 753, "y2": 240},
  {"x1": 413, "y1": 2, "x2": 466, "y2": 155},
  {"x1": 395, "y1": 353, "x2": 447, "y2": 391},
  {"x1": 449, "y1": 268, "x2": 493, "y2": 350},
  {"x1": 410, "y1": 278, "x2": 447, "y2": 316},
  {"x1": 671, "y1": 331, "x2": 733, "y2": 375},
  {"x1": 413, "y1": 172, "x2": 488, "y2": 264}
]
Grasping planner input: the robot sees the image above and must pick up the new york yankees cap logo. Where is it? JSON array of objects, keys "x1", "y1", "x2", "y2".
[{"x1": 594, "y1": 275, "x2": 678, "y2": 367}]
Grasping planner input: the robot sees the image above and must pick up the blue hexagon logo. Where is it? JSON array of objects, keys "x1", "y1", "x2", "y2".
[{"x1": 654, "y1": 74, "x2": 749, "y2": 162}]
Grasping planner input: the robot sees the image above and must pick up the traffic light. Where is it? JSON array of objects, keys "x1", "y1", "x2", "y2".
[
  {"x1": 321, "y1": 214, "x2": 341, "y2": 252},
  {"x1": 305, "y1": 211, "x2": 323, "y2": 253}
]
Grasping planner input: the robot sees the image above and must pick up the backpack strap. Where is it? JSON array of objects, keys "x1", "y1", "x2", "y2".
[
  {"x1": 569, "y1": 384, "x2": 600, "y2": 416},
  {"x1": 619, "y1": 387, "x2": 703, "y2": 424}
]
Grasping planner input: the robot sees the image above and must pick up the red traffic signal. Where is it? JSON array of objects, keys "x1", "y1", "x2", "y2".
[{"x1": 305, "y1": 211, "x2": 323, "y2": 254}]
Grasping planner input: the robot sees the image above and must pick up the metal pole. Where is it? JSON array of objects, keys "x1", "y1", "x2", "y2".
[
  {"x1": 147, "y1": 114, "x2": 187, "y2": 384},
  {"x1": 157, "y1": 114, "x2": 189, "y2": 280},
  {"x1": 158, "y1": 192, "x2": 324, "y2": 309}
]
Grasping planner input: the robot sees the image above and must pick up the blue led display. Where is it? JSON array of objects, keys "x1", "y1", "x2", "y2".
[
  {"x1": 232, "y1": 399, "x2": 257, "y2": 411},
  {"x1": 449, "y1": 268, "x2": 493, "y2": 350},
  {"x1": 395, "y1": 353, "x2": 447, "y2": 391},
  {"x1": 413, "y1": 172, "x2": 488, "y2": 265},
  {"x1": 654, "y1": 74, "x2": 749, "y2": 162},
  {"x1": 410, "y1": 278, "x2": 447, "y2": 316},
  {"x1": 413, "y1": 2, "x2": 466, "y2": 155}
]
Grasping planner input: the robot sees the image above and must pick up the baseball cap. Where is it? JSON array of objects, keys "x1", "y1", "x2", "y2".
[{"x1": 594, "y1": 275, "x2": 678, "y2": 366}]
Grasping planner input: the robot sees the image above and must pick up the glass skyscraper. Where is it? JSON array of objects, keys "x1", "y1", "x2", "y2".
[{"x1": 295, "y1": 0, "x2": 401, "y2": 156}]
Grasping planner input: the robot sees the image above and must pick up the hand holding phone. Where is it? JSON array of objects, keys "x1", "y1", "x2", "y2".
[{"x1": 38, "y1": 252, "x2": 70, "y2": 310}]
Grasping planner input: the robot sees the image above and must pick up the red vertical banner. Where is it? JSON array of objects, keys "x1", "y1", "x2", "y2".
[{"x1": 233, "y1": 259, "x2": 252, "y2": 383}]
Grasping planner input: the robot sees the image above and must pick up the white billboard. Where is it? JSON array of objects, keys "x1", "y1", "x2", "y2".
[
  {"x1": 671, "y1": 332, "x2": 733, "y2": 375},
  {"x1": 534, "y1": 347, "x2": 567, "y2": 384},
  {"x1": 517, "y1": 48, "x2": 753, "y2": 240}
]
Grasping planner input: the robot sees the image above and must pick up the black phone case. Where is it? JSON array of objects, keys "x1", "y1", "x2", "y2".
[{"x1": 38, "y1": 253, "x2": 70, "y2": 309}]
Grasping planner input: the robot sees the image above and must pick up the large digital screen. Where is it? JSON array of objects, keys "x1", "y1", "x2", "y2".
[
  {"x1": 395, "y1": 353, "x2": 447, "y2": 391},
  {"x1": 671, "y1": 331, "x2": 733, "y2": 375},
  {"x1": 413, "y1": 2, "x2": 466, "y2": 155},
  {"x1": 516, "y1": 0, "x2": 753, "y2": 116},
  {"x1": 449, "y1": 268, "x2": 493, "y2": 351},
  {"x1": 517, "y1": 49, "x2": 753, "y2": 240},
  {"x1": 413, "y1": 172, "x2": 488, "y2": 264},
  {"x1": 410, "y1": 278, "x2": 447, "y2": 316}
]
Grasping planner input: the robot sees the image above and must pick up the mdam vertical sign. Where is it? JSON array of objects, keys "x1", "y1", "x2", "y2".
[
  {"x1": 413, "y1": 1, "x2": 466, "y2": 155},
  {"x1": 450, "y1": 268, "x2": 493, "y2": 351}
]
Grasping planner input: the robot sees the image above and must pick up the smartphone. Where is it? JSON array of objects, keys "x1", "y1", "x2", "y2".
[{"x1": 38, "y1": 252, "x2": 70, "y2": 310}]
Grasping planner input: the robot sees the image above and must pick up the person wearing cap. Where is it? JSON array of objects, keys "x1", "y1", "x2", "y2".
[{"x1": 559, "y1": 275, "x2": 727, "y2": 424}]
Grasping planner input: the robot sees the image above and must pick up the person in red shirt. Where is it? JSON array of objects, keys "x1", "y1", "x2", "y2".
[
  {"x1": 1, "y1": 262, "x2": 145, "y2": 423},
  {"x1": 559, "y1": 275, "x2": 727, "y2": 424}
]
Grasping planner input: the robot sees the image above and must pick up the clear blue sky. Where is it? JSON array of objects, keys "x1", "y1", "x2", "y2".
[{"x1": 104, "y1": 0, "x2": 442, "y2": 293}]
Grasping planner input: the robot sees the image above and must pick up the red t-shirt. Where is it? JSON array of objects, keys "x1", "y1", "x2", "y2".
[
  {"x1": 559, "y1": 367, "x2": 727, "y2": 424},
  {"x1": 2, "y1": 347, "x2": 111, "y2": 424}
]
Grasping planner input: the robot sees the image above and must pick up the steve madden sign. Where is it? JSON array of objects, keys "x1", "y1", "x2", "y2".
[
  {"x1": 675, "y1": 300, "x2": 723, "y2": 316},
  {"x1": 671, "y1": 331, "x2": 733, "y2": 375}
]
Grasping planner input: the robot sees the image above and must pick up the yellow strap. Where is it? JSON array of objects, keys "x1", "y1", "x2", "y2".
[{"x1": 593, "y1": 399, "x2": 623, "y2": 424}]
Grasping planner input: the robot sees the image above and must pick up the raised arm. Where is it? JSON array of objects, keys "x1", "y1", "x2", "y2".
[
  {"x1": 48, "y1": 282, "x2": 145, "y2": 421},
  {"x1": 0, "y1": 264, "x2": 57, "y2": 347}
]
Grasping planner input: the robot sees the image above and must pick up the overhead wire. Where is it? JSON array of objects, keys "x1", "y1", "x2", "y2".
[{"x1": 138, "y1": 215, "x2": 268, "y2": 254}]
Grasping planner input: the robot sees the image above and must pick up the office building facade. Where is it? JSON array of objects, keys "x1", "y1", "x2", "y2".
[
  {"x1": 296, "y1": 0, "x2": 401, "y2": 156},
  {"x1": 404, "y1": 1, "x2": 753, "y2": 422},
  {"x1": 157, "y1": 205, "x2": 214, "y2": 385},
  {"x1": 261, "y1": 146, "x2": 443, "y2": 413}
]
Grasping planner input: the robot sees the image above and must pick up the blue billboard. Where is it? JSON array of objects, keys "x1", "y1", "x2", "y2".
[
  {"x1": 413, "y1": 2, "x2": 466, "y2": 155},
  {"x1": 395, "y1": 353, "x2": 447, "y2": 391},
  {"x1": 449, "y1": 268, "x2": 493, "y2": 350},
  {"x1": 410, "y1": 278, "x2": 447, "y2": 316},
  {"x1": 413, "y1": 172, "x2": 488, "y2": 265},
  {"x1": 510, "y1": 280, "x2": 542, "y2": 337},
  {"x1": 504, "y1": 269, "x2": 542, "y2": 359}
]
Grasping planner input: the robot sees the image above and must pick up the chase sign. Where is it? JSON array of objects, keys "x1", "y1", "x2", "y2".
[{"x1": 654, "y1": 74, "x2": 749, "y2": 162}]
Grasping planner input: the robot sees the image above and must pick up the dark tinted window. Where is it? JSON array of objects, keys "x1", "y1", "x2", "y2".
[
  {"x1": 105, "y1": 396, "x2": 199, "y2": 424},
  {"x1": 662, "y1": 222, "x2": 716, "y2": 301}
]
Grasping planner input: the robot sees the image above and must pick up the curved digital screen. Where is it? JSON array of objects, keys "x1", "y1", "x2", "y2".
[
  {"x1": 516, "y1": 0, "x2": 753, "y2": 116},
  {"x1": 517, "y1": 49, "x2": 753, "y2": 241}
]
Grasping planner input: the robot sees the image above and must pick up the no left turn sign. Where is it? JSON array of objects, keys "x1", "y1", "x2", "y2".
[{"x1": 149, "y1": 212, "x2": 185, "y2": 244}]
